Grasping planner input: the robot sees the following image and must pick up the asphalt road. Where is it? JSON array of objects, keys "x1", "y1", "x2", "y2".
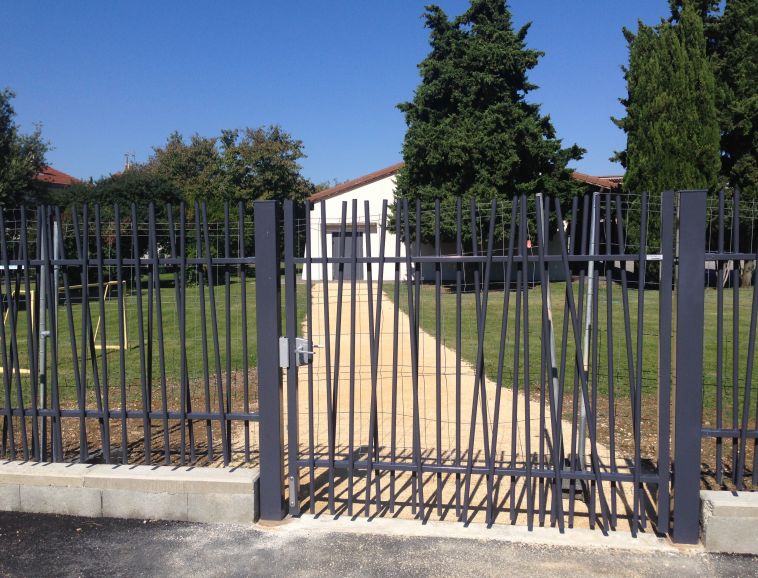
[{"x1": 0, "y1": 512, "x2": 756, "y2": 577}]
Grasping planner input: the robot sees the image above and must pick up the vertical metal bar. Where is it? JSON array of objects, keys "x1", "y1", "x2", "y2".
[
  {"x1": 715, "y1": 190, "x2": 725, "y2": 484},
  {"x1": 389, "y1": 205, "x2": 401, "y2": 512},
  {"x1": 238, "y1": 202, "x2": 249, "y2": 464},
  {"x1": 94, "y1": 205, "x2": 111, "y2": 463},
  {"x1": 455, "y1": 197, "x2": 463, "y2": 517},
  {"x1": 731, "y1": 191, "x2": 740, "y2": 482},
  {"x1": 255, "y1": 200, "x2": 285, "y2": 521},
  {"x1": 224, "y1": 203, "x2": 233, "y2": 460},
  {"x1": 149, "y1": 204, "x2": 170, "y2": 464},
  {"x1": 672, "y1": 189, "x2": 707, "y2": 544},
  {"x1": 114, "y1": 205, "x2": 128, "y2": 464},
  {"x1": 603, "y1": 194, "x2": 618, "y2": 528},
  {"x1": 43, "y1": 208, "x2": 63, "y2": 461},
  {"x1": 434, "y1": 199, "x2": 442, "y2": 517},
  {"x1": 318, "y1": 201, "x2": 336, "y2": 513},
  {"x1": 36, "y1": 207, "x2": 48, "y2": 461},
  {"x1": 657, "y1": 191, "x2": 674, "y2": 534},
  {"x1": 304, "y1": 202, "x2": 316, "y2": 510},
  {"x1": 347, "y1": 200, "x2": 357, "y2": 515},
  {"x1": 284, "y1": 200, "x2": 300, "y2": 515},
  {"x1": 130, "y1": 204, "x2": 150, "y2": 464}
]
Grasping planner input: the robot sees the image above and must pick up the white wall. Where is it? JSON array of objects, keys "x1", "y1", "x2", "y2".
[{"x1": 302, "y1": 174, "x2": 407, "y2": 282}]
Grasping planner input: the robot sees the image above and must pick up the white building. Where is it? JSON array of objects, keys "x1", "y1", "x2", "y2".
[{"x1": 303, "y1": 162, "x2": 621, "y2": 282}]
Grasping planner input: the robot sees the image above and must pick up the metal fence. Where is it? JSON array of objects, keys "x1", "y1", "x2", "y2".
[
  {"x1": 0, "y1": 203, "x2": 260, "y2": 467},
  {"x1": 1, "y1": 191, "x2": 756, "y2": 544}
]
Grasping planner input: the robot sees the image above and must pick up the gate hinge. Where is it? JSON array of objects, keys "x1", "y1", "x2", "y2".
[{"x1": 279, "y1": 337, "x2": 316, "y2": 369}]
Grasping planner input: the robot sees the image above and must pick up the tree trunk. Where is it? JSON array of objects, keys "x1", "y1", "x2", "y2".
[{"x1": 740, "y1": 260, "x2": 755, "y2": 288}]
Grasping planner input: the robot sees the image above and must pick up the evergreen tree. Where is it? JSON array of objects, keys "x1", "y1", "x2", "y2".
[
  {"x1": 396, "y1": 0, "x2": 583, "y2": 243},
  {"x1": 613, "y1": 0, "x2": 720, "y2": 196},
  {"x1": 712, "y1": 0, "x2": 757, "y2": 198}
]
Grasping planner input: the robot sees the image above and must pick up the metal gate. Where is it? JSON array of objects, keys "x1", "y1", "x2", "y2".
[{"x1": 261, "y1": 191, "x2": 699, "y2": 537}]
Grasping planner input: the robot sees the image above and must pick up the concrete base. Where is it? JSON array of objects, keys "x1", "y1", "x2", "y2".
[
  {"x1": 0, "y1": 461, "x2": 258, "y2": 524},
  {"x1": 701, "y1": 490, "x2": 758, "y2": 554}
]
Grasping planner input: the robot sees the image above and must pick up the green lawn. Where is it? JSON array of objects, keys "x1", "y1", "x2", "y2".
[
  {"x1": 3, "y1": 275, "x2": 306, "y2": 406},
  {"x1": 384, "y1": 280, "x2": 756, "y2": 413}
]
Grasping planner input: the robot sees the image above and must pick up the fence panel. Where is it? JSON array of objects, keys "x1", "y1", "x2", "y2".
[{"x1": 0, "y1": 203, "x2": 259, "y2": 467}]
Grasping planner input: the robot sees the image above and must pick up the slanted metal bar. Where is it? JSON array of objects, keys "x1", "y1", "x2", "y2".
[
  {"x1": 94, "y1": 205, "x2": 111, "y2": 463},
  {"x1": 254, "y1": 200, "x2": 286, "y2": 521},
  {"x1": 672, "y1": 190, "x2": 707, "y2": 544},
  {"x1": 20, "y1": 209, "x2": 40, "y2": 460},
  {"x1": 114, "y1": 205, "x2": 128, "y2": 464},
  {"x1": 194, "y1": 205, "x2": 214, "y2": 462},
  {"x1": 0, "y1": 210, "x2": 19, "y2": 459},
  {"x1": 490, "y1": 199, "x2": 517, "y2": 526},
  {"x1": 201, "y1": 203, "x2": 230, "y2": 465},
  {"x1": 149, "y1": 204, "x2": 170, "y2": 464},
  {"x1": 553, "y1": 198, "x2": 611, "y2": 534},
  {"x1": 402, "y1": 199, "x2": 425, "y2": 521},
  {"x1": 318, "y1": 201, "x2": 336, "y2": 513}
]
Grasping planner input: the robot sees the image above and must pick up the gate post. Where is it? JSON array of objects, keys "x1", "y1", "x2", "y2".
[
  {"x1": 672, "y1": 189, "x2": 707, "y2": 544},
  {"x1": 254, "y1": 200, "x2": 286, "y2": 521}
]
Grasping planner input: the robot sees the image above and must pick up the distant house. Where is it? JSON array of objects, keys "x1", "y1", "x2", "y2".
[
  {"x1": 303, "y1": 162, "x2": 622, "y2": 282},
  {"x1": 34, "y1": 166, "x2": 80, "y2": 193}
]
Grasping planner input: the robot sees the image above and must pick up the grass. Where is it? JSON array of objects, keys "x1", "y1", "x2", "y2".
[
  {"x1": 2, "y1": 275, "x2": 307, "y2": 406},
  {"x1": 384, "y1": 280, "x2": 757, "y2": 414}
]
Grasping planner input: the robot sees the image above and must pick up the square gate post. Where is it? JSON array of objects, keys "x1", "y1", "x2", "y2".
[
  {"x1": 672, "y1": 189, "x2": 707, "y2": 544},
  {"x1": 254, "y1": 200, "x2": 286, "y2": 521}
]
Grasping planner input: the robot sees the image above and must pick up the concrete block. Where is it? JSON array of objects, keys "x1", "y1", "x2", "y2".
[
  {"x1": 0, "y1": 484, "x2": 20, "y2": 511},
  {"x1": 701, "y1": 490, "x2": 758, "y2": 554},
  {"x1": 102, "y1": 489, "x2": 187, "y2": 521},
  {"x1": 85, "y1": 465, "x2": 186, "y2": 494},
  {"x1": 20, "y1": 485, "x2": 102, "y2": 517},
  {"x1": 0, "y1": 461, "x2": 90, "y2": 487},
  {"x1": 187, "y1": 493, "x2": 255, "y2": 524}
]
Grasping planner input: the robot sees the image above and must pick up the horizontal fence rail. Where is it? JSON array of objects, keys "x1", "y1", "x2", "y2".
[{"x1": 0, "y1": 202, "x2": 259, "y2": 467}]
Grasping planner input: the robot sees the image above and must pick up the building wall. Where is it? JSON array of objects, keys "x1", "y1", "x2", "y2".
[{"x1": 302, "y1": 175, "x2": 407, "y2": 282}]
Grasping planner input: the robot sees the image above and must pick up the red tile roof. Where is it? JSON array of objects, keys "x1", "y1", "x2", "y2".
[
  {"x1": 34, "y1": 166, "x2": 80, "y2": 186},
  {"x1": 307, "y1": 163, "x2": 622, "y2": 202}
]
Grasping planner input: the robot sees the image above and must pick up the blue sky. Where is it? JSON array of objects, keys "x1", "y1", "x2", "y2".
[{"x1": 2, "y1": 1, "x2": 671, "y2": 185}]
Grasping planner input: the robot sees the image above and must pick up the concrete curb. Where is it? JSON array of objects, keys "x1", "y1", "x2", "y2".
[
  {"x1": 269, "y1": 514, "x2": 685, "y2": 554},
  {"x1": 0, "y1": 461, "x2": 258, "y2": 523},
  {"x1": 701, "y1": 490, "x2": 758, "y2": 554}
]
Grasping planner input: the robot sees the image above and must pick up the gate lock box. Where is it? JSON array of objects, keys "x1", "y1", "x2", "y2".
[{"x1": 279, "y1": 337, "x2": 316, "y2": 368}]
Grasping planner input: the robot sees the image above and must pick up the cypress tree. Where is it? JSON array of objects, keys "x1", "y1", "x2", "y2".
[
  {"x1": 613, "y1": 0, "x2": 720, "y2": 195},
  {"x1": 396, "y1": 0, "x2": 583, "y2": 243}
]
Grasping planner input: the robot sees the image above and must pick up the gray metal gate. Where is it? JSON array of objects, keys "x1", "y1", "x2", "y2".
[{"x1": 262, "y1": 192, "x2": 700, "y2": 538}]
